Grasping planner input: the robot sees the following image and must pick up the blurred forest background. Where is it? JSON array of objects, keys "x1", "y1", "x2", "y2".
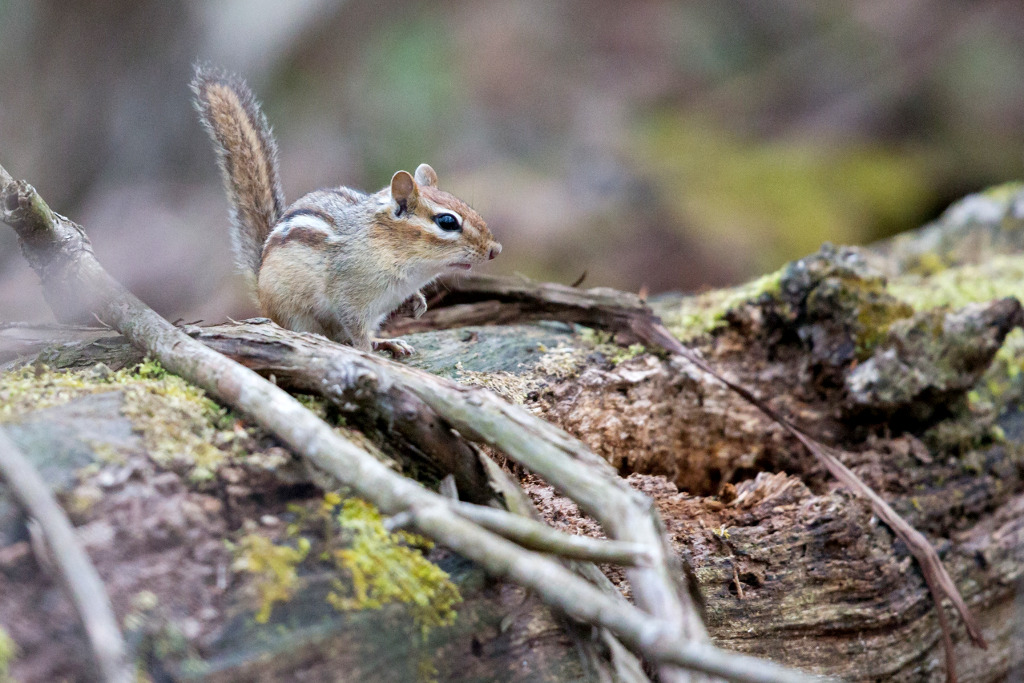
[{"x1": 1, "y1": 0, "x2": 1023, "y2": 324}]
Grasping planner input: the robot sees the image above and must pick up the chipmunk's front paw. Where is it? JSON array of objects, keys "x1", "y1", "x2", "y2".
[{"x1": 372, "y1": 338, "x2": 416, "y2": 357}]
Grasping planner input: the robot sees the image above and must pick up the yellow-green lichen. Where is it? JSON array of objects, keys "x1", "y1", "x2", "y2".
[
  {"x1": 0, "y1": 361, "x2": 241, "y2": 481},
  {"x1": 661, "y1": 245, "x2": 1024, "y2": 350},
  {"x1": 841, "y1": 279, "x2": 916, "y2": 358},
  {"x1": 990, "y1": 329, "x2": 1024, "y2": 395},
  {"x1": 234, "y1": 495, "x2": 460, "y2": 638},
  {"x1": 889, "y1": 255, "x2": 1024, "y2": 312},
  {"x1": 919, "y1": 326, "x2": 1023, "y2": 453},
  {"x1": 232, "y1": 534, "x2": 311, "y2": 624},
  {"x1": 121, "y1": 372, "x2": 235, "y2": 482},
  {"x1": 532, "y1": 342, "x2": 588, "y2": 380},
  {"x1": 329, "y1": 499, "x2": 461, "y2": 637},
  {"x1": 0, "y1": 626, "x2": 16, "y2": 682},
  {"x1": 662, "y1": 269, "x2": 784, "y2": 342},
  {"x1": 942, "y1": 327, "x2": 1024, "y2": 449},
  {"x1": 0, "y1": 364, "x2": 113, "y2": 419},
  {"x1": 577, "y1": 328, "x2": 646, "y2": 364},
  {"x1": 527, "y1": 330, "x2": 649, "y2": 383}
]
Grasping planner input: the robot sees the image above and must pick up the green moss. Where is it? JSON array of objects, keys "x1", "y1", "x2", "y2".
[
  {"x1": 121, "y1": 377, "x2": 233, "y2": 482},
  {"x1": 232, "y1": 534, "x2": 312, "y2": 624},
  {"x1": 577, "y1": 328, "x2": 647, "y2": 364},
  {"x1": 863, "y1": 252, "x2": 1024, "y2": 440},
  {"x1": 927, "y1": 327, "x2": 1024, "y2": 452},
  {"x1": 663, "y1": 247, "x2": 914, "y2": 357},
  {"x1": 0, "y1": 627, "x2": 16, "y2": 682},
  {"x1": 531, "y1": 342, "x2": 588, "y2": 380},
  {"x1": 942, "y1": 327, "x2": 1024, "y2": 448},
  {"x1": 329, "y1": 499, "x2": 461, "y2": 637},
  {"x1": 851, "y1": 289, "x2": 917, "y2": 357},
  {"x1": 0, "y1": 364, "x2": 111, "y2": 419},
  {"x1": 664, "y1": 237, "x2": 1024, "y2": 352},
  {"x1": 890, "y1": 255, "x2": 1024, "y2": 311},
  {"x1": 663, "y1": 270, "x2": 783, "y2": 342},
  {"x1": 0, "y1": 361, "x2": 242, "y2": 481}
]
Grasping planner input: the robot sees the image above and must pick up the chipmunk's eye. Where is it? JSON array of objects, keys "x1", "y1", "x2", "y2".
[{"x1": 434, "y1": 213, "x2": 461, "y2": 232}]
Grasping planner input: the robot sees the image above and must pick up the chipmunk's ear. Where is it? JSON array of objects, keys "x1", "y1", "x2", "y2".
[
  {"x1": 390, "y1": 170, "x2": 419, "y2": 215},
  {"x1": 414, "y1": 163, "x2": 438, "y2": 188}
]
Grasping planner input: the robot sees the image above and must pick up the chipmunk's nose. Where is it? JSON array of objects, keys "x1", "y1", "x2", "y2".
[{"x1": 488, "y1": 243, "x2": 502, "y2": 260}]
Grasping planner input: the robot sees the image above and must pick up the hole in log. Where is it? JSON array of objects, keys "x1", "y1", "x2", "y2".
[{"x1": 530, "y1": 351, "x2": 791, "y2": 496}]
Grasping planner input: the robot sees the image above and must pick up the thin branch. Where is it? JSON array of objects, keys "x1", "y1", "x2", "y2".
[
  {"x1": 385, "y1": 273, "x2": 651, "y2": 339},
  {"x1": 0, "y1": 166, "x2": 824, "y2": 682},
  {"x1": 452, "y1": 501, "x2": 653, "y2": 567},
  {"x1": 420, "y1": 478, "x2": 652, "y2": 570},
  {"x1": 0, "y1": 427, "x2": 132, "y2": 683}
]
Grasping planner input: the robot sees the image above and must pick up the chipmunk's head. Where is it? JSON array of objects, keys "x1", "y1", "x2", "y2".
[{"x1": 378, "y1": 163, "x2": 501, "y2": 270}]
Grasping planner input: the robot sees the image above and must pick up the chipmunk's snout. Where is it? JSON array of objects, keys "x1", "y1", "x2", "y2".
[{"x1": 488, "y1": 243, "x2": 502, "y2": 260}]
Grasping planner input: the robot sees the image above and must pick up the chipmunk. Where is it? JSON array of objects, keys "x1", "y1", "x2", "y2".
[{"x1": 191, "y1": 66, "x2": 501, "y2": 356}]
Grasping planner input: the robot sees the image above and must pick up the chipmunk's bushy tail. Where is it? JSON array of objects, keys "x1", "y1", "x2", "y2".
[{"x1": 191, "y1": 64, "x2": 285, "y2": 280}]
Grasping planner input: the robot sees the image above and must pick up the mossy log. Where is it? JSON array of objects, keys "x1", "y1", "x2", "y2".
[{"x1": 3, "y1": 185, "x2": 1024, "y2": 681}]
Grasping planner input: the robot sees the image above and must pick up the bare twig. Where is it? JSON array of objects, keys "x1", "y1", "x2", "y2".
[
  {"x1": 0, "y1": 166, "x2": 824, "y2": 682},
  {"x1": 451, "y1": 501, "x2": 653, "y2": 567},
  {"x1": 0, "y1": 427, "x2": 132, "y2": 683},
  {"x1": 438, "y1": 474, "x2": 460, "y2": 501},
  {"x1": 389, "y1": 477, "x2": 653, "y2": 570},
  {"x1": 385, "y1": 273, "x2": 651, "y2": 339}
]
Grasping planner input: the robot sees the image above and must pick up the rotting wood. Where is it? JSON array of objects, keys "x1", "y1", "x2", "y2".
[{"x1": 0, "y1": 165, "x2": 824, "y2": 683}]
